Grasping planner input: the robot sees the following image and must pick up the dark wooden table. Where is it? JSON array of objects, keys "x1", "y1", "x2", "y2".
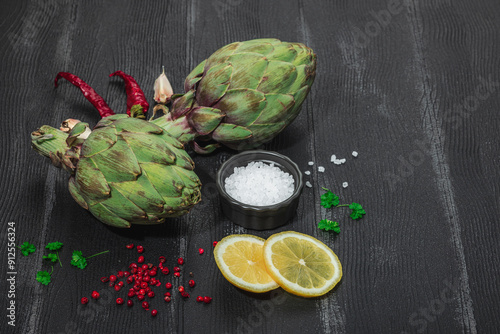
[{"x1": 1, "y1": 0, "x2": 499, "y2": 333}]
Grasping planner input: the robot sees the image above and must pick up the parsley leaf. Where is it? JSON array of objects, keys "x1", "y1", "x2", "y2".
[
  {"x1": 46, "y1": 242, "x2": 63, "y2": 251},
  {"x1": 71, "y1": 250, "x2": 87, "y2": 269},
  {"x1": 349, "y1": 203, "x2": 366, "y2": 220},
  {"x1": 43, "y1": 253, "x2": 59, "y2": 263},
  {"x1": 71, "y1": 250, "x2": 109, "y2": 269},
  {"x1": 318, "y1": 219, "x2": 340, "y2": 233},
  {"x1": 320, "y1": 188, "x2": 339, "y2": 208},
  {"x1": 36, "y1": 267, "x2": 53, "y2": 285},
  {"x1": 19, "y1": 242, "x2": 36, "y2": 256}
]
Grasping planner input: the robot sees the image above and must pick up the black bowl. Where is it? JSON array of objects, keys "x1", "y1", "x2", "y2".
[{"x1": 216, "y1": 150, "x2": 303, "y2": 230}]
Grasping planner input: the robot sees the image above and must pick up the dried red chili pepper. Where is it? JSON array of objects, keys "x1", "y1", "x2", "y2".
[
  {"x1": 54, "y1": 72, "x2": 115, "y2": 118},
  {"x1": 109, "y1": 71, "x2": 149, "y2": 116}
]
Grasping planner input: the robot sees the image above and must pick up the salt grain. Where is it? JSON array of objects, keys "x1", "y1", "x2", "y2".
[
  {"x1": 224, "y1": 161, "x2": 295, "y2": 206},
  {"x1": 342, "y1": 182, "x2": 348, "y2": 188},
  {"x1": 304, "y1": 171, "x2": 311, "y2": 175},
  {"x1": 330, "y1": 155, "x2": 336, "y2": 162},
  {"x1": 318, "y1": 166, "x2": 325, "y2": 172},
  {"x1": 308, "y1": 161, "x2": 314, "y2": 166},
  {"x1": 352, "y1": 151, "x2": 358, "y2": 157},
  {"x1": 306, "y1": 181, "x2": 312, "y2": 188}
]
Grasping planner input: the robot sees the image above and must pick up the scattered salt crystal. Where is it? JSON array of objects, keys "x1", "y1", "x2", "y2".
[
  {"x1": 352, "y1": 151, "x2": 358, "y2": 157},
  {"x1": 330, "y1": 155, "x2": 336, "y2": 162},
  {"x1": 306, "y1": 181, "x2": 312, "y2": 188},
  {"x1": 339, "y1": 158, "x2": 346, "y2": 164},
  {"x1": 333, "y1": 160, "x2": 342, "y2": 165},
  {"x1": 304, "y1": 171, "x2": 311, "y2": 175},
  {"x1": 342, "y1": 182, "x2": 348, "y2": 188},
  {"x1": 318, "y1": 166, "x2": 325, "y2": 172},
  {"x1": 224, "y1": 161, "x2": 295, "y2": 206},
  {"x1": 308, "y1": 161, "x2": 314, "y2": 166}
]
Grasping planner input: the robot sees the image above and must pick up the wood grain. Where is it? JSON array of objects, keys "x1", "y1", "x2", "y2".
[{"x1": 1, "y1": 0, "x2": 499, "y2": 333}]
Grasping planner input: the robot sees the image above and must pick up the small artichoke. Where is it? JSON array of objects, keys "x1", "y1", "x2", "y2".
[
  {"x1": 32, "y1": 115, "x2": 201, "y2": 228},
  {"x1": 154, "y1": 38, "x2": 317, "y2": 153}
]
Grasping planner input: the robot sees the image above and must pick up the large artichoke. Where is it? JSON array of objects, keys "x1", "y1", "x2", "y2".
[
  {"x1": 32, "y1": 114, "x2": 201, "y2": 228},
  {"x1": 153, "y1": 38, "x2": 316, "y2": 153}
]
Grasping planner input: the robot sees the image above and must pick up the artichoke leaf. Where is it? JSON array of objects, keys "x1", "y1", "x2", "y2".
[
  {"x1": 88, "y1": 202, "x2": 131, "y2": 228},
  {"x1": 197, "y1": 63, "x2": 233, "y2": 106},
  {"x1": 235, "y1": 42, "x2": 274, "y2": 56},
  {"x1": 285, "y1": 86, "x2": 310, "y2": 124},
  {"x1": 211, "y1": 123, "x2": 252, "y2": 142},
  {"x1": 213, "y1": 88, "x2": 265, "y2": 125},
  {"x1": 101, "y1": 185, "x2": 149, "y2": 222},
  {"x1": 226, "y1": 53, "x2": 269, "y2": 90},
  {"x1": 75, "y1": 157, "x2": 111, "y2": 204},
  {"x1": 113, "y1": 118, "x2": 163, "y2": 134},
  {"x1": 68, "y1": 176, "x2": 88, "y2": 210},
  {"x1": 265, "y1": 43, "x2": 298, "y2": 62},
  {"x1": 257, "y1": 60, "x2": 297, "y2": 95},
  {"x1": 120, "y1": 132, "x2": 176, "y2": 166},
  {"x1": 140, "y1": 162, "x2": 184, "y2": 198},
  {"x1": 81, "y1": 127, "x2": 117, "y2": 158},
  {"x1": 111, "y1": 174, "x2": 165, "y2": 215},
  {"x1": 185, "y1": 60, "x2": 206, "y2": 92},
  {"x1": 247, "y1": 122, "x2": 286, "y2": 144},
  {"x1": 252, "y1": 93, "x2": 295, "y2": 125},
  {"x1": 192, "y1": 141, "x2": 220, "y2": 154},
  {"x1": 170, "y1": 90, "x2": 195, "y2": 119},
  {"x1": 205, "y1": 42, "x2": 240, "y2": 70},
  {"x1": 188, "y1": 107, "x2": 225, "y2": 135},
  {"x1": 91, "y1": 138, "x2": 141, "y2": 183}
]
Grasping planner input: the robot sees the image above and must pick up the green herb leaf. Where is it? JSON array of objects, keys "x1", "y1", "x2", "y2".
[
  {"x1": 36, "y1": 268, "x2": 53, "y2": 285},
  {"x1": 318, "y1": 219, "x2": 340, "y2": 233},
  {"x1": 320, "y1": 188, "x2": 339, "y2": 208},
  {"x1": 349, "y1": 203, "x2": 366, "y2": 220},
  {"x1": 19, "y1": 242, "x2": 36, "y2": 256},
  {"x1": 71, "y1": 250, "x2": 87, "y2": 269},
  {"x1": 43, "y1": 253, "x2": 59, "y2": 263},
  {"x1": 46, "y1": 242, "x2": 63, "y2": 251}
]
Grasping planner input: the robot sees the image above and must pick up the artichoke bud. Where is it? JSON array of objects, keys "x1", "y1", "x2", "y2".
[{"x1": 154, "y1": 66, "x2": 173, "y2": 104}]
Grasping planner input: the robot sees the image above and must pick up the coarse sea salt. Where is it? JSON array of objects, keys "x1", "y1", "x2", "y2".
[{"x1": 224, "y1": 161, "x2": 295, "y2": 206}]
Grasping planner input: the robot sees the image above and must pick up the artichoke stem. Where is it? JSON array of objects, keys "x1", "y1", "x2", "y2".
[
  {"x1": 31, "y1": 125, "x2": 78, "y2": 173},
  {"x1": 151, "y1": 114, "x2": 197, "y2": 145}
]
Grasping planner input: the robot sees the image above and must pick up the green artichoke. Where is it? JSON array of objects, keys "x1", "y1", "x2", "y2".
[
  {"x1": 153, "y1": 38, "x2": 316, "y2": 153},
  {"x1": 32, "y1": 115, "x2": 201, "y2": 228}
]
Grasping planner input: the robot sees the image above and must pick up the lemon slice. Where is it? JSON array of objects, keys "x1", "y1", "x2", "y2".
[
  {"x1": 214, "y1": 234, "x2": 280, "y2": 293},
  {"x1": 263, "y1": 231, "x2": 342, "y2": 297}
]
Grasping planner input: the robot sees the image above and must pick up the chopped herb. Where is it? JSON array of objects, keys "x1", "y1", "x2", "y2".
[
  {"x1": 349, "y1": 203, "x2": 366, "y2": 220},
  {"x1": 43, "y1": 253, "x2": 59, "y2": 263},
  {"x1": 19, "y1": 242, "x2": 36, "y2": 256},
  {"x1": 318, "y1": 219, "x2": 340, "y2": 233},
  {"x1": 71, "y1": 251, "x2": 87, "y2": 269},
  {"x1": 45, "y1": 242, "x2": 63, "y2": 251},
  {"x1": 36, "y1": 267, "x2": 53, "y2": 285},
  {"x1": 317, "y1": 187, "x2": 366, "y2": 233},
  {"x1": 71, "y1": 250, "x2": 109, "y2": 270},
  {"x1": 320, "y1": 188, "x2": 339, "y2": 208}
]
